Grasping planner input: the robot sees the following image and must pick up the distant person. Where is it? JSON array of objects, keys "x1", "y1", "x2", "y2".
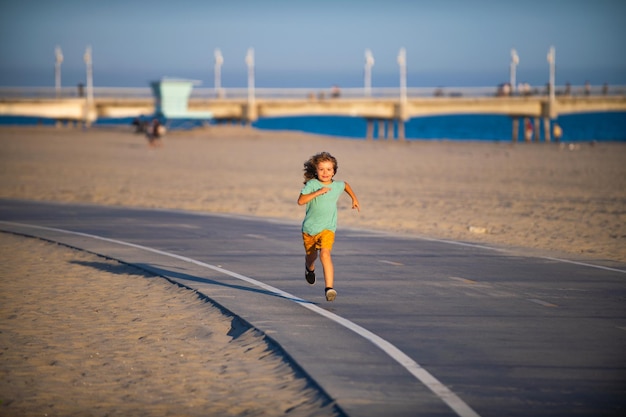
[
  {"x1": 602, "y1": 83, "x2": 609, "y2": 95},
  {"x1": 496, "y1": 82, "x2": 513, "y2": 97},
  {"x1": 132, "y1": 117, "x2": 146, "y2": 133},
  {"x1": 524, "y1": 117, "x2": 534, "y2": 142},
  {"x1": 553, "y1": 123, "x2": 563, "y2": 142},
  {"x1": 584, "y1": 81, "x2": 591, "y2": 96},
  {"x1": 147, "y1": 118, "x2": 164, "y2": 147},
  {"x1": 331, "y1": 85, "x2": 341, "y2": 98},
  {"x1": 517, "y1": 83, "x2": 530, "y2": 96},
  {"x1": 564, "y1": 82, "x2": 571, "y2": 96},
  {"x1": 297, "y1": 152, "x2": 360, "y2": 302}
]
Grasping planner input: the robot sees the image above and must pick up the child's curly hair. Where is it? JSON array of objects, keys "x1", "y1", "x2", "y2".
[{"x1": 303, "y1": 151, "x2": 338, "y2": 183}]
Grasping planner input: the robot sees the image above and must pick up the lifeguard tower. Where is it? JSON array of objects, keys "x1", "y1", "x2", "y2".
[{"x1": 150, "y1": 78, "x2": 213, "y2": 127}]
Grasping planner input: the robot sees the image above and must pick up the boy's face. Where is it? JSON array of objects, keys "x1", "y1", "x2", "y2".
[{"x1": 316, "y1": 160, "x2": 335, "y2": 184}]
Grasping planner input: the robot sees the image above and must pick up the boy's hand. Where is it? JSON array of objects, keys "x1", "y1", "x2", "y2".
[{"x1": 352, "y1": 199, "x2": 360, "y2": 212}]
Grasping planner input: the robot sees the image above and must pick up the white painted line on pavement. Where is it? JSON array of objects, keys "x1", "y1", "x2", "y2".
[
  {"x1": 539, "y1": 256, "x2": 626, "y2": 274},
  {"x1": 378, "y1": 259, "x2": 404, "y2": 266},
  {"x1": 1, "y1": 221, "x2": 481, "y2": 417},
  {"x1": 449, "y1": 276, "x2": 479, "y2": 285},
  {"x1": 527, "y1": 298, "x2": 558, "y2": 308},
  {"x1": 411, "y1": 236, "x2": 626, "y2": 274}
]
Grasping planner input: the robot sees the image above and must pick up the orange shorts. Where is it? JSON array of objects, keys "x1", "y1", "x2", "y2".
[{"x1": 302, "y1": 230, "x2": 335, "y2": 255}]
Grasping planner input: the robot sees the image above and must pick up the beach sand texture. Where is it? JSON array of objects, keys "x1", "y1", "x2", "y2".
[
  {"x1": 1, "y1": 126, "x2": 625, "y2": 415},
  {"x1": 0, "y1": 233, "x2": 339, "y2": 417}
]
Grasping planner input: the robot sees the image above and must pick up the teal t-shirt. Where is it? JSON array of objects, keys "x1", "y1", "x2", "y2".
[{"x1": 301, "y1": 179, "x2": 346, "y2": 235}]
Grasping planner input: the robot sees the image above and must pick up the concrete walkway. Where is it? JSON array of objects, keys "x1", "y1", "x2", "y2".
[{"x1": 1, "y1": 199, "x2": 625, "y2": 417}]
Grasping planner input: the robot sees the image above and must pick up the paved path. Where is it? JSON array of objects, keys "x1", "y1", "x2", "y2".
[{"x1": 1, "y1": 199, "x2": 625, "y2": 417}]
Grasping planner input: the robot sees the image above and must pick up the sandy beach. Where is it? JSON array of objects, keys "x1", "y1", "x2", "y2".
[
  {"x1": 0, "y1": 233, "x2": 339, "y2": 416},
  {"x1": 1, "y1": 125, "x2": 625, "y2": 415}
]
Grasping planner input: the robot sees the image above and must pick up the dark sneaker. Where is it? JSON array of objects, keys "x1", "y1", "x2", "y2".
[
  {"x1": 305, "y1": 267, "x2": 316, "y2": 285},
  {"x1": 325, "y1": 288, "x2": 337, "y2": 302}
]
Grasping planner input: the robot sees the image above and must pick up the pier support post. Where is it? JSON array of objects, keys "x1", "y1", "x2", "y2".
[
  {"x1": 378, "y1": 119, "x2": 386, "y2": 140},
  {"x1": 366, "y1": 118, "x2": 374, "y2": 140},
  {"x1": 543, "y1": 118, "x2": 551, "y2": 142},
  {"x1": 512, "y1": 117, "x2": 519, "y2": 143},
  {"x1": 242, "y1": 103, "x2": 258, "y2": 125},
  {"x1": 397, "y1": 119, "x2": 405, "y2": 141},
  {"x1": 534, "y1": 117, "x2": 541, "y2": 142}
]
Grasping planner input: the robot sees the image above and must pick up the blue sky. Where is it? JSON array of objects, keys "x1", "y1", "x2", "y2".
[{"x1": 1, "y1": 0, "x2": 624, "y2": 87}]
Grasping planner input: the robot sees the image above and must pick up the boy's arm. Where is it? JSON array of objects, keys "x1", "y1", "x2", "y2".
[
  {"x1": 344, "y1": 182, "x2": 360, "y2": 212},
  {"x1": 297, "y1": 187, "x2": 330, "y2": 205}
]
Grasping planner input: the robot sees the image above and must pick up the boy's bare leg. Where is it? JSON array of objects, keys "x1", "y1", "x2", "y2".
[
  {"x1": 319, "y1": 248, "x2": 334, "y2": 289},
  {"x1": 305, "y1": 252, "x2": 317, "y2": 272}
]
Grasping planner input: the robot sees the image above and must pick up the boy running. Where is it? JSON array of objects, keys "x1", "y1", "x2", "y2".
[{"x1": 297, "y1": 152, "x2": 360, "y2": 301}]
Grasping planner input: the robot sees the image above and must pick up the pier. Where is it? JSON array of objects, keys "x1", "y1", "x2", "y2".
[{"x1": 1, "y1": 85, "x2": 625, "y2": 141}]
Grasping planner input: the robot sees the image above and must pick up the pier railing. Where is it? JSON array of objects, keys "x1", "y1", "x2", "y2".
[{"x1": 1, "y1": 85, "x2": 625, "y2": 100}]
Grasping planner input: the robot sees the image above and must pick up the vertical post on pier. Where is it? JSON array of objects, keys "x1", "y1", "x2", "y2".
[
  {"x1": 397, "y1": 47, "x2": 407, "y2": 107},
  {"x1": 83, "y1": 45, "x2": 94, "y2": 127},
  {"x1": 510, "y1": 49, "x2": 519, "y2": 95},
  {"x1": 214, "y1": 49, "x2": 224, "y2": 98},
  {"x1": 54, "y1": 46, "x2": 64, "y2": 127},
  {"x1": 245, "y1": 48, "x2": 256, "y2": 124},
  {"x1": 512, "y1": 117, "x2": 519, "y2": 143},
  {"x1": 397, "y1": 48, "x2": 407, "y2": 142},
  {"x1": 364, "y1": 49, "x2": 374, "y2": 97},
  {"x1": 547, "y1": 46, "x2": 556, "y2": 121},
  {"x1": 547, "y1": 46, "x2": 555, "y2": 103},
  {"x1": 55, "y1": 46, "x2": 63, "y2": 98}
]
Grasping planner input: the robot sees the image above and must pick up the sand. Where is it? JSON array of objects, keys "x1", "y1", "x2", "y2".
[
  {"x1": 0, "y1": 125, "x2": 625, "y2": 415},
  {"x1": 0, "y1": 233, "x2": 339, "y2": 416}
]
